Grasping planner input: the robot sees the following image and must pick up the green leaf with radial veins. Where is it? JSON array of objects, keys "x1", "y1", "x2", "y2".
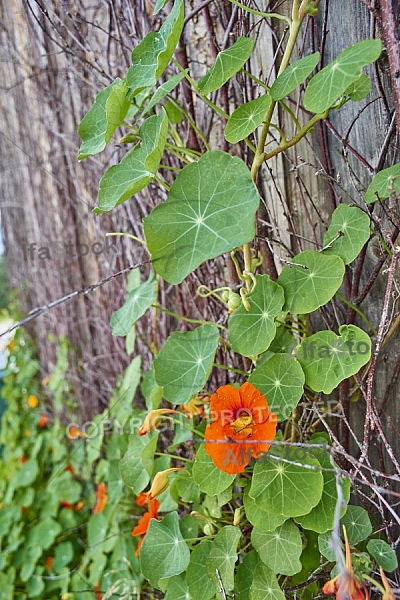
[
  {"x1": 236, "y1": 550, "x2": 260, "y2": 600},
  {"x1": 248, "y1": 353, "x2": 305, "y2": 421},
  {"x1": 193, "y1": 445, "x2": 235, "y2": 495},
  {"x1": 303, "y1": 39, "x2": 382, "y2": 113},
  {"x1": 144, "y1": 151, "x2": 259, "y2": 284},
  {"x1": 367, "y1": 540, "x2": 398, "y2": 572},
  {"x1": 270, "y1": 52, "x2": 320, "y2": 100},
  {"x1": 140, "y1": 512, "x2": 190, "y2": 590},
  {"x1": 119, "y1": 432, "x2": 159, "y2": 494},
  {"x1": 197, "y1": 37, "x2": 254, "y2": 95},
  {"x1": 276, "y1": 250, "x2": 345, "y2": 314},
  {"x1": 126, "y1": 0, "x2": 184, "y2": 99},
  {"x1": 78, "y1": 79, "x2": 130, "y2": 160},
  {"x1": 250, "y1": 448, "x2": 323, "y2": 518},
  {"x1": 207, "y1": 526, "x2": 242, "y2": 592},
  {"x1": 142, "y1": 71, "x2": 187, "y2": 115},
  {"x1": 153, "y1": 324, "x2": 219, "y2": 403},
  {"x1": 111, "y1": 272, "x2": 157, "y2": 336},
  {"x1": 243, "y1": 487, "x2": 286, "y2": 532},
  {"x1": 225, "y1": 94, "x2": 272, "y2": 143},
  {"x1": 251, "y1": 520, "x2": 302, "y2": 575},
  {"x1": 345, "y1": 73, "x2": 371, "y2": 101},
  {"x1": 228, "y1": 275, "x2": 285, "y2": 357},
  {"x1": 365, "y1": 163, "x2": 400, "y2": 204},
  {"x1": 341, "y1": 506, "x2": 372, "y2": 544},
  {"x1": 322, "y1": 204, "x2": 370, "y2": 264},
  {"x1": 249, "y1": 562, "x2": 285, "y2": 600},
  {"x1": 295, "y1": 325, "x2": 371, "y2": 394},
  {"x1": 95, "y1": 109, "x2": 168, "y2": 215},
  {"x1": 187, "y1": 540, "x2": 218, "y2": 600}
]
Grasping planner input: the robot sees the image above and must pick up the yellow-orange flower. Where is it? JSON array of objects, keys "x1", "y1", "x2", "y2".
[
  {"x1": 132, "y1": 497, "x2": 160, "y2": 556},
  {"x1": 148, "y1": 468, "x2": 189, "y2": 500},
  {"x1": 6, "y1": 339, "x2": 15, "y2": 352},
  {"x1": 138, "y1": 408, "x2": 181, "y2": 436},
  {"x1": 180, "y1": 396, "x2": 208, "y2": 418},
  {"x1": 204, "y1": 382, "x2": 277, "y2": 474},
  {"x1": 27, "y1": 395, "x2": 39, "y2": 408},
  {"x1": 93, "y1": 483, "x2": 108, "y2": 514},
  {"x1": 67, "y1": 425, "x2": 86, "y2": 439},
  {"x1": 135, "y1": 491, "x2": 149, "y2": 507}
]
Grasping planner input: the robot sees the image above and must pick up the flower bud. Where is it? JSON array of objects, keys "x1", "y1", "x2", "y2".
[
  {"x1": 138, "y1": 409, "x2": 181, "y2": 436},
  {"x1": 227, "y1": 293, "x2": 241, "y2": 310},
  {"x1": 148, "y1": 468, "x2": 188, "y2": 500}
]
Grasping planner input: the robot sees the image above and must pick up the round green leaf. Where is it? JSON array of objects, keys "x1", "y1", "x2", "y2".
[
  {"x1": 252, "y1": 520, "x2": 302, "y2": 575},
  {"x1": 244, "y1": 487, "x2": 286, "y2": 532},
  {"x1": 228, "y1": 275, "x2": 285, "y2": 357},
  {"x1": 277, "y1": 250, "x2": 345, "y2": 314},
  {"x1": 144, "y1": 151, "x2": 259, "y2": 284},
  {"x1": 345, "y1": 74, "x2": 371, "y2": 101},
  {"x1": 225, "y1": 94, "x2": 272, "y2": 143},
  {"x1": 270, "y1": 52, "x2": 320, "y2": 100},
  {"x1": 27, "y1": 517, "x2": 61, "y2": 551},
  {"x1": 304, "y1": 39, "x2": 382, "y2": 113},
  {"x1": 206, "y1": 526, "x2": 242, "y2": 592},
  {"x1": 120, "y1": 431, "x2": 159, "y2": 494},
  {"x1": 318, "y1": 530, "x2": 341, "y2": 562},
  {"x1": 111, "y1": 272, "x2": 157, "y2": 336},
  {"x1": 153, "y1": 324, "x2": 219, "y2": 403},
  {"x1": 365, "y1": 163, "x2": 400, "y2": 204},
  {"x1": 193, "y1": 444, "x2": 235, "y2": 495},
  {"x1": 14, "y1": 458, "x2": 39, "y2": 488},
  {"x1": 19, "y1": 547, "x2": 42, "y2": 582},
  {"x1": 248, "y1": 353, "x2": 305, "y2": 421},
  {"x1": 295, "y1": 325, "x2": 371, "y2": 394},
  {"x1": 367, "y1": 539, "x2": 398, "y2": 572},
  {"x1": 53, "y1": 541, "x2": 74, "y2": 573},
  {"x1": 250, "y1": 448, "x2": 324, "y2": 518},
  {"x1": 198, "y1": 37, "x2": 254, "y2": 95},
  {"x1": 249, "y1": 562, "x2": 285, "y2": 600},
  {"x1": 323, "y1": 204, "x2": 370, "y2": 264},
  {"x1": 187, "y1": 540, "x2": 217, "y2": 600},
  {"x1": 341, "y1": 505, "x2": 372, "y2": 544},
  {"x1": 165, "y1": 574, "x2": 193, "y2": 600},
  {"x1": 140, "y1": 512, "x2": 190, "y2": 590},
  {"x1": 236, "y1": 550, "x2": 260, "y2": 600}
]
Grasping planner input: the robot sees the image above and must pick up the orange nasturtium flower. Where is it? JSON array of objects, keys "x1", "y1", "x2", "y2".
[
  {"x1": 45, "y1": 556, "x2": 54, "y2": 571},
  {"x1": 93, "y1": 483, "x2": 108, "y2": 514},
  {"x1": 204, "y1": 382, "x2": 277, "y2": 474},
  {"x1": 323, "y1": 526, "x2": 369, "y2": 600},
  {"x1": 135, "y1": 491, "x2": 149, "y2": 507},
  {"x1": 38, "y1": 413, "x2": 48, "y2": 427},
  {"x1": 132, "y1": 497, "x2": 160, "y2": 556},
  {"x1": 27, "y1": 394, "x2": 39, "y2": 408}
]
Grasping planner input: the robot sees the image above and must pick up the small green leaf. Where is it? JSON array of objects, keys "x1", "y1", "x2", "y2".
[
  {"x1": 276, "y1": 250, "x2": 345, "y2": 314},
  {"x1": 295, "y1": 325, "x2": 371, "y2": 394},
  {"x1": 244, "y1": 487, "x2": 286, "y2": 532},
  {"x1": 345, "y1": 74, "x2": 371, "y2": 101},
  {"x1": 367, "y1": 539, "x2": 398, "y2": 572},
  {"x1": 225, "y1": 94, "x2": 272, "y2": 143},
  {"x1": 53, "y1": 541, "x2": 74, "y2": 573},
  {"x1": 193, "y1": 444, "x2": 235, "y2": 495},
  {"x1": 270, "y1": 52, "x2": 320, "y2": 100},
  {"x1": 14, "y1": 458, "x2": 39, "y2": 488},
  {"x1": 198, "y1": 37, "x2": 254, "y2": 95},
  {"x1": 341, "y1": 505, "x2": 372, "y2": 544},
  {"x1": 95, "y1": 110, "x2": 168, "y2": 214},
  {"x1": 250, "y1": 448, "x2": 324, "y2": 518},
  {"x1": 252, "y1": 521, "x2": 302, "y2": 575},
  {"x1": 248, "y1": 353, "x2": 305, "y2": 421},
  {"x1": 228, "y1": 276, "x2": 285, "y2": 357},
  {"x1": 322, "y1": 204, "x2": 370, "y2": 264},
  {"x1": 187, "y1": 540, "x2": 217, "y2": 600},
  {"x1": 111, "y1": 272, "x2": 157, "y2": 336},
  {"x1": 120, "y1": 432, "x2": 159, "y2": 494},
  {"x1": 153, "y1": 324, "x2": 219, "y2": 403},
  {"x1": 304, "y1": 39, "x2": 382, "y2": 113},
  {"x1": 78, "y1": 79, "x2": 130, "y2": 160},
  {"x1": 207, "y1": 526, "x2": 242, "y2": 591},
  {"x1": 140, "y1": 512, "x2": 190, "y2": 590},
  {"x1": 127, "y1": 0, "x2": 184, "y2": 98},
  {"x1": 142, "y1": 71, "x2": 187, "y2": 115},
  {"x1": 27, "y1": 517, "x2": 62, "y2": 550},
  {"x1": 365, "y1": 163, "x2": 400, "y2": 204},
  {"x1": 318, "y1": 530, "x2": 341, "y2": 562},
  {"x1": 144, "y1": 151, "x2": 259, "y2": 284}
]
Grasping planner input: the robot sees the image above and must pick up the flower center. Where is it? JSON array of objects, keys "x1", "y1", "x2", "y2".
[{"x1": 231, "y1": 410, "x2": 255, "y2": 437}]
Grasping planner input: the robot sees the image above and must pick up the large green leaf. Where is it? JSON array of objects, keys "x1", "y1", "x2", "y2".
[
  {"x1": 165, "y1": 574, "x2": 193, "y2": 600},
  {"x1": 111, "y1": 272, "x2": 157, "y2": 336},
  {"x1": 270, "y1": 52, "x2": 320, "y2": 100},
  {"x1": 197, "y1": 37, "x2": 254, "y2": 95},
  {"x1": 249, "y1": 562, "x2": 285, "y2": 600},
  {"x1": 187, "y1": 540, "x2": 217, "y2": 600},
  {"x1": 322, "y1": 204, "x2": 370, "y2": 264},
  {"x1": 248, "y1": 353, "x2": 305, "y2": 421},
  {"x1": 192, "y1": 445, "x2": 235, "y2": 495},
  {"x1": 252, "y1": 520, "x2": 302, "y2": 575},
  {"x1": 295, "y1": 325, "x2": 371, "y2": 394},
  {"x1": 127, "y1": 0, "x2": 184, "y2": 99},
  {"x1": 243, "y1": 487, "x2": 286, "y2": 532},
  {"x1": 228, "y1": 275, "x2": 284, "y2": 357},
  {"x1": 276, "y1": 250, "x2": 345, "y2": 314},
  {"x1": 225, "y1": 94, "x2": 272, "y2": 143},
  {"x1": 119, "y1": 432, "x2": 159, "y2": 494},
  {"x1": 95, "y1": 109, "x2": 168, "y2": 215},
  {"x1": 144, "y1": 151, "x2": 259, "y2": 284},
  {"x1": 153, "y1": 324, "x2": 219, "y2": 403},
  {"x1": 140, "y1": 512, "x2": 190, "y2": 589},
  {"x1": 365, "y1": 163, "x2": 400, "y2": 204},
  {"x1": 236, "y1": 550, "x2": 259, "y2": 600},
  {"x1": 207, "y1": 526, "x2": 242, "y2": 592},
  {"x1": 250, "y1": 449, "x2": 324, "y2": 518},
  {"x1": 304, "y1": 39, "x2": 382, "y2": 113},
  {"x1": 78, "y1": 79, "x2": 130, "y2": 160}
]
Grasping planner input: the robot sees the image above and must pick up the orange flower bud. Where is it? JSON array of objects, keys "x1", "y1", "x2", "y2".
[
  {"x1": 27, "y1": 395, "x2": 39, "y2": 408},
  {"x1": 148, "y1": 468, "x2": 189, "y2": 500},
  {"x1": 380, "y1": 567, "x2": 395, "y2": 600},
  {"x1": 38, "y1": 413, "x2": 48, "y2": 427},
  {"x1": 138, "y1": 409, "x2": 181, "y2": 436},
  {"x1": 180, "y1": 396, "x2": 208, "y2": 418}
]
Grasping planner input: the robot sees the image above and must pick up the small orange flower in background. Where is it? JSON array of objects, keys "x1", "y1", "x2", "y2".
[
  {"x1": 93, "y1": 483, "x2": 108, "y2": 514},
  {"x1": 323, "y1": 526, "x2": 369, "y2": 600},
  {"x1": 38, "y1": 413, "x2": 48, "y2": 427},
  {"x1": 204, "y1": 382, "x2": 277, "y2": 474},
  {"x1": 94, "y1": 582, "x2": 102, "y2": 600},
  {"x1": 27, "y1": 394, "x2": 39, "y2": 408},
  {"x1": 45, "y1": 556, "x2": 54, "y2": 571},
  {"x1": 132, "y1": 497, "x2": 160, "y2": 556},
  {"x1": 75, "y1": 501, "x2": 84, "y2": 511},
  {"x1": 18, "y1": 455, "x2": 28, "y2": 464},
  {"x1": 67, "y1": 425, "x2": 86, "y2": 439},
  {"x1": 6, "y1": 339, "x2": 15, "y2": 352},
  {"x1": 66, "y1": 465, "x2": 74, "y2": 474},
  {"x1": 135, "y1": 491, "x2": 149, "y2": 507}
]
